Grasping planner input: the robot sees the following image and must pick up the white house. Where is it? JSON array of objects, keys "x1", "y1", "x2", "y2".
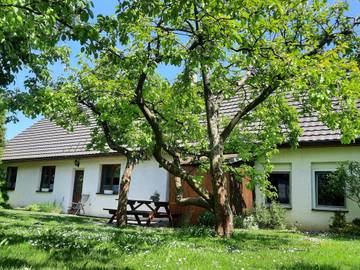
[
  {"x1": 3, "y1": 119, "x2": 170, "y2": 218},
  {"x1": 3, "y1": 112, "x2": 360, "y2": 230}
]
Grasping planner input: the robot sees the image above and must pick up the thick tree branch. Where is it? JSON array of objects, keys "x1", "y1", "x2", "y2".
[
  {"x1": 173, "y1": 176, "x2": 211, "y2": 210},
  {"x1": 134, "y1": 72, "x2": 211, "y2": 202},
  {"x1": 220, "y1": 74, "x2": 283, "y2": 142},
  {"x1": 78, "y1": 99, "x2": 134, "y2": 156}
]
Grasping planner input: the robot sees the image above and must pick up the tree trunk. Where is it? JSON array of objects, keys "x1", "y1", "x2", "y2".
[
  {"x1": 201, "y1": 67, "x2": 234, "y2": 237},
  {"x1": 116, "y1": 156, "x2": 136, "y2": 226},
  {"x1": 213, "y1": 166, "x2": 234, "y2": 237}
]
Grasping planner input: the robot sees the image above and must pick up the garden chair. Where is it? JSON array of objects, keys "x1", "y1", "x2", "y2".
[{"x1": 69, "y1": 194, "x2": 90, "y2": 215}]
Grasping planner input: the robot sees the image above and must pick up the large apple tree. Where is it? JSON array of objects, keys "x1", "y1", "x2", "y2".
[{"x1": 5, "y1": 0, "x2": 360, "y2": 236}]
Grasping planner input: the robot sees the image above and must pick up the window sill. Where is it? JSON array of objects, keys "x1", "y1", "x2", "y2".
[
  {"x1": 96, "y1": 192, "x2": 118, "y2": 196},
  {"x1": 36, "y1": 190, "x2": 53, "y2": 193},
  {"x1": 312, "y1": 207, "x2": 348, "y2": 213},
  {"x1": 266, "y1": 203, "x2": 292, "y2": 210}
]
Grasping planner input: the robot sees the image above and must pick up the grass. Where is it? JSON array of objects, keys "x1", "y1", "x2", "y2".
[{"x1": 0, "y1": 209, "x2": 360, "y2": 270}]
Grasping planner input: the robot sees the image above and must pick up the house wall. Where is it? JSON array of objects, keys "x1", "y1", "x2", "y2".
[
  {"x1": 7, "y1": 156, "x2": 169, "y2": 217},
  {"x1": 255, "y1": 146, "x2": 360, "y2": 230}
]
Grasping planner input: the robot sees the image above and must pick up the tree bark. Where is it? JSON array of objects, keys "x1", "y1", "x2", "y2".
[
  {"x1": 201, "y1": 67, "x2": 233, "y2": 237},
  {"x1": 173, "y1": 176, "x2": 211, "y2": 210},
  {"x1": 116, "y1": 155, "x2": 136, "y2": 226}
]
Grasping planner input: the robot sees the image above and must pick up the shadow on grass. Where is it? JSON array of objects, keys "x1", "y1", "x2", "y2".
[
  {"x1": 278, "y1": 262, "x2": 341, "y2": 270},
  {"x1": 0, "y1": 257, "x2": 30, "y2": 268},
  {"x1": 0, "y1": 209, "x2": 106, "y2": 226}
]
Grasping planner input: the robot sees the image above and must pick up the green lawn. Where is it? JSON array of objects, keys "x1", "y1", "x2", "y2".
[{"x1": 0, "y1": 209, "x2": 359, "y2": 270}]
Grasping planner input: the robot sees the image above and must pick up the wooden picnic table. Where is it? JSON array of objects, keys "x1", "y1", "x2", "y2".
[{"x1": 103, "y1": 199, "x2": 174, "y2": 226}]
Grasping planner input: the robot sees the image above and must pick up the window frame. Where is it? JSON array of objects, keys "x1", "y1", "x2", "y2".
[
  {"x1": 266, "y1": 170, "x2": 292, "y2": 208},
  {"x1": 39, "y1": 166, "x2": 56, "y2": 192},
  {"x1": 6, "y1": 166, "x2": 18, "y2": 191},
  {"x1": 99, "y1": 164, "x2": 121, "y2": 195},
  {"x1": 312, "y1": 169, "x2": 346, "y2": 211}
]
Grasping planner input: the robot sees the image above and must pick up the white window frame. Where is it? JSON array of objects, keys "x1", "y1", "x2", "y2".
[
  {"x1": 98, "y1": 163, "x2": 121, "y2": 195},
  {"x1": 312, "y1": 169, "x2": 346, "y2": 211}
]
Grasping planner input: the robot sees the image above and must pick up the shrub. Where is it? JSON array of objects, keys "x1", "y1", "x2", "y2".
[
  {"x1": 24, "y1": 202, "x2": 62, "y2": 214},
  {"x1": 233, "y1": 215, "x2": 244, "y2": 229},
  {"x1": 329, "y1": 212, "x2": 347, "y2": 231},
  {"x1": 329, "y1": 214, "x2": 360, "y2": 235},
  {"x1": 352, "y1": 218, "x2": 360, "y2": 227},
  {"x1": 197, "y1": 211, "x2": 215, "y2": 227},
  {"x1": 255, "y1": 203, "x2": 286, "y2": 229}
]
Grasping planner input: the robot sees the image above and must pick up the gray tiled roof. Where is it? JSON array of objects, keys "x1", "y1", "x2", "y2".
[
  {"x1": 3, "y1": 118, "x2": 116, "y2": 161},
  {"x1": 3, "y1": 95, "x2": 355, "y2": 161},
  {"x1": 220, "y1": 96, "x2": 342, "y2": 143}
]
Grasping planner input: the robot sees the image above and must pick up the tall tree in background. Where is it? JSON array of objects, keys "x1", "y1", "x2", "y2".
[
  {"x1": 4, "y1": 0, "x2": 360, "y2": 236},
  {"x1": 0, "y1": 99, "x2": 7, "y2": 207},
  {"x1": 0, "y1": 0, "x2": 91, "y2": 206}
]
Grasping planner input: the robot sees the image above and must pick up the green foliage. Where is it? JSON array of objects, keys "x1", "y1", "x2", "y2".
[
  {"x1": 329, "y1": 161, "x2": 360, "y2": 208},
  {"x1": 3, "y1": 0, "x2": 360, "y2": 235},
  {"x1": 23, "y1": 202, "x2": 62, "y2": 214},
  {"x1": 233, "y1": 215, "x2": 245, "y2": 229},
  {"x1": 0, "y1": 95, "x2": 8, "y2": 208},
  {"x1": 254, "y1": 203, "x2": 287, "y2": 229},
  {"x1": 352, "y1": 218, "x2": 360, "y2": 227},
  {"x1": 0, "y1": 0, "x2": 92, "y2": 89},
  {"x1": 329, "y1": 212, "x2": 347, "y2": 231},
  {"x1": 198, "y1": 211, "x2": 216, "y2": 227},
  {"x1": 329, "y1": 213, "x2": 360, "y2": 235}
]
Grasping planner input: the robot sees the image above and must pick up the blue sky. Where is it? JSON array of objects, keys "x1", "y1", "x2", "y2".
[{"x1": 5, "y1": 0, "x2": 360, "y2": 140}]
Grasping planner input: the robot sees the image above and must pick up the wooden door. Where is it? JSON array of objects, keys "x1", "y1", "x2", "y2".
[{"x1": 72, "y1": 170, "x2": 84, "y2": 203}]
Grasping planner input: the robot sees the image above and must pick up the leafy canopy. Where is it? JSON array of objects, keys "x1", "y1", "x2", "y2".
[{"x1": 6, "y1": 0, "x2": 360, "y2": 195}]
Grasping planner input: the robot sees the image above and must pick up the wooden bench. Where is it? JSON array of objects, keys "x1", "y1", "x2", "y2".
[{"x1": 103, "y1": 199, "x2": 174, "y2": 226}]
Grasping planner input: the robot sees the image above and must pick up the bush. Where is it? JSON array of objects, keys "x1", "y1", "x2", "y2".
[
  {"x1": 329, "y1": 212, "x2": 347, "y2": 231},
  {"x1": 197, "y1": 211, "x2": 216, "y2": 227},
  {"x1": 352, "y1": 218, "x2": 360, "y2": 227},
  {"x1": 329, "y1": 214, "x2": 360, "y2": 235},
  {"x1": 254, "y1": 203, "x2": 286, "y2": 229},
  {"x1": 24, "y1": 202, "x2": 62, "y2": 214},
  {"x1": 233, "y1": 215, "x2": 244, "y2": 228}
]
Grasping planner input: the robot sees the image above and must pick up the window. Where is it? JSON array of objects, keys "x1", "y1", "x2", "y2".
[
  {"x1": 40, "y1": 166, "x2": 56, "y2": 192},
  {"x1": 100, "y1": 164, "x2": 121, "y2": 194},
  {"x1": 6, "y1": 167, "x2": 17, "y2": 190},
  {"x1": 315, "y1": 171, "x2": 345, "y2": 208},
  {"x1": 266, "y1": 172, "x2": 291, "y2": 205}
]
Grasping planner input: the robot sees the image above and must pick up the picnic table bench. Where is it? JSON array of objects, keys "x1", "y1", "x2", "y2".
[{"x1": 103, "y1": 199, "x2": 174, "y2": 226}]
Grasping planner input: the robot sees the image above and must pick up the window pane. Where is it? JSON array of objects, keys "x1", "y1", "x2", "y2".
[
  {"x1": 100, "y1": 164, "x2": 121, "y2": 194},
  {"x1": 316, "y1": 171, "x2": 345, "y2": 207},
  {"x1": 40, "y1": 166, "x2": 56, "y2": 191},
  {"x1": 267, "y1": 173, "x2": 290, "y2": 204},
  {"x1": 6, "y1": 167, "x2": 17, "y2": 190}
]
